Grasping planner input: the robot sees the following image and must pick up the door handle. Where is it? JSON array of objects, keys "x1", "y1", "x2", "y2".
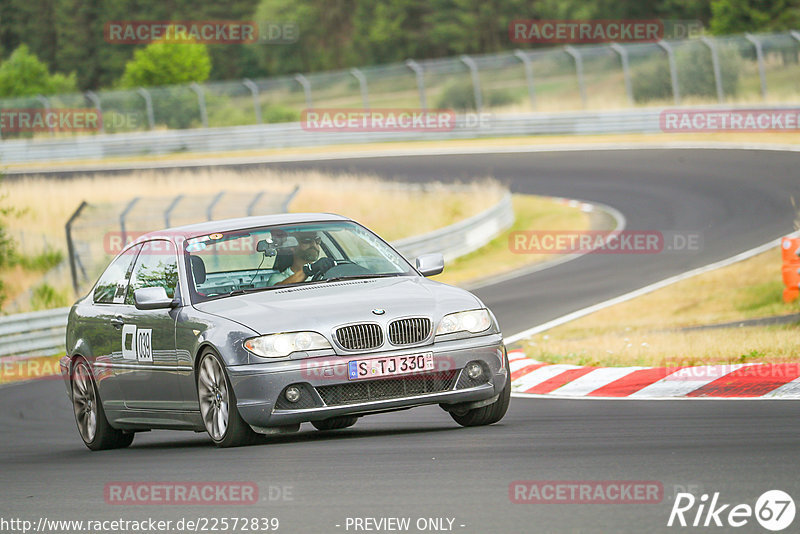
[{"x1": 111, "y1": 315, "x2": 124, "y2": 329}]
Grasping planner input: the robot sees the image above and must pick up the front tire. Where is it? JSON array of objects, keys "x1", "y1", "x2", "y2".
[
  {"x1": 311, "y1": 416, "x2": 358, "y2": 431},
  {"x1": 197, "y1": 349, "x2": 260, "y2": 447},
  {"x1": 71, "y1": 358, "x2": 134, "y2": 451},
  {"x1": 449, "y1": 355, "x2": 511, "y2": 427}
]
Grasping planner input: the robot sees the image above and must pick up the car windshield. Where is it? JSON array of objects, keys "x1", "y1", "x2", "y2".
[{"x1": 184, "y1": 221, "x2": 415, "y2": 302}]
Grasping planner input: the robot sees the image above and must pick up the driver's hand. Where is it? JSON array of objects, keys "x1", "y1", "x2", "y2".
[{"x1": 303, "y1": 257, "x2": 335, "y2": 277}]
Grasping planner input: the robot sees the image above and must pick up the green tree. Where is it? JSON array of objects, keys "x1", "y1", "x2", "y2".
[
  {"x1": 118, "y1": 33, "x2": 212, "y2": 88},
  {"x1": 710, "y1": 0, "x2": 800, "y2": 34},
  {"x1": 0, "y1": 45, "x2": 76, "y2": 98}
]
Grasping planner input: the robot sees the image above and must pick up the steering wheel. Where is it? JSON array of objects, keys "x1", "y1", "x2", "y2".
[
  {"x1": 311, "y1": 260, "x2": 364, "y2": 281},
  {"x1": 312, "y1": 260, "x2": 342, "y2": 281}
]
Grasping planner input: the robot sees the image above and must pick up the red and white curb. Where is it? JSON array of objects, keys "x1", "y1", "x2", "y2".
[{"x1": 508, "y1": 350, "x2": 800, "y2": 399}]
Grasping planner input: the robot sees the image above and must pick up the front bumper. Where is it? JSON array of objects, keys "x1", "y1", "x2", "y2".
[{"x1": 227, "y1": 334, "x2": 507, "y2": 428}]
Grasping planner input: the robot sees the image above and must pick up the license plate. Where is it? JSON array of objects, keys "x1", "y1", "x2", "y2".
[{"x1": 348, "y1": 352, "x2": 434, "y2": 380}]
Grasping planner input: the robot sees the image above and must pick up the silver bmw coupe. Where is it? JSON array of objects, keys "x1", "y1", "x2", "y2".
[{"x1": 60, "y1": 213, "x2": 510, "y2": 449}]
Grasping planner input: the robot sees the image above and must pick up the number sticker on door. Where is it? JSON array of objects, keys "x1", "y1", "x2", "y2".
[{"x1": 122, "y1": 325, "x2": 153, "y2": 362}]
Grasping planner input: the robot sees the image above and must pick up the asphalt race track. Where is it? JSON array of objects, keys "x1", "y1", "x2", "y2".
[{"x1": 2, "y1": 149, "x2": 799, "y2": 533}]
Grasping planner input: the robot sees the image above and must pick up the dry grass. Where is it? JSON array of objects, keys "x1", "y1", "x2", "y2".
[
  {"x1": 289, "y1": 176, "x2": 505, "y2": 242},
  {"x1": 3, "y1": 168, "x2": 504, "y2": 255},
  {"x1": 432, "y1": 195, "x2": 590, "y2": 286},
  {"x1": 519, "y1": 247, "x2": 800, "y2": 366},
  {"x1": 525, "y1": 327, "x2": 800, "y2": 368},
  {"x1": 0, "y1": 265, "x2": 53, "y2": 307},
  {"x1": 0, "y1": 168, "x2": 504, "y2": 311}
]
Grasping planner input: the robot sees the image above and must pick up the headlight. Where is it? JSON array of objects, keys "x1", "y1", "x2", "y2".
[
  {"x1": 244, "y1": 332, "x2": 331, "y2": 358},
  {"x1": 436, "y1": 309, "x2": 492, "y2": 335}
]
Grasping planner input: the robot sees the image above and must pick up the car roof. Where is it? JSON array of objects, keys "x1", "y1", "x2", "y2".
[{"x1": 139, "y1": 212, "x2": 352, "y2": 241}]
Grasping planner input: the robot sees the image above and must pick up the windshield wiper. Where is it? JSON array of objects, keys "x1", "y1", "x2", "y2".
[
  {"x1": 227, "y1": 287, "x2": 271, "y2": 296},
  {"x1": 322, "y1": 273, "x2": 404, "y2": 283},
  {"x1": 227, "y1": 283, "x2": 304, "y2": 296}
]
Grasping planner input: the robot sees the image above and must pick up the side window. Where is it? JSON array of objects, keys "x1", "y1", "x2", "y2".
[
  {"x1": 93, "y1": 247, "x2": 139, "y2": 304},
  {"x1": 125, "y1": 240, "x2": 179, "y2": 305}
]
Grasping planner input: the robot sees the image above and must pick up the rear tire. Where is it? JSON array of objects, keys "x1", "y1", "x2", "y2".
[
  {"x1": 449, "y1": 354, "x2": 511, "y2": 427},
  {"x1": 71, "y1": 358, "x2": 134, "y2": 451},
  {"x1": 197, "y1": 349, "x2": 260, "y2": 447},
  {"x1": 311, "y1": 416, "x2": 359, "y2": 431}
]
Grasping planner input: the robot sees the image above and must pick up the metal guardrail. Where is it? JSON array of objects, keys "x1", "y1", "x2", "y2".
[
  {"x1": 0, "y1": 191, "x2": 514, "y2": 359},
  {"x1": 0, "y1": 307, "x2": 70, "y2": 359},
  {"x1": 4, "y1": 104, "x2": 798, "y2": 164},
  {"x1": 394, "y1": 192, "x2": 514, "y2": 262}
]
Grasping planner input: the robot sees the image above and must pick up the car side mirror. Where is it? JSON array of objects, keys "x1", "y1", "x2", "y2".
[
  {"x1": 134, "y1": 287, "x2": 177, "y2": 310},
  {"x1": 415, "y1": 253, "x2": 444, "y2": 277}
]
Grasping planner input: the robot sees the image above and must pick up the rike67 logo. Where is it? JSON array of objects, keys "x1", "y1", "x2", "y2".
[{"x1": 668, "y1": 490, "x2": 795, "y2": 531}]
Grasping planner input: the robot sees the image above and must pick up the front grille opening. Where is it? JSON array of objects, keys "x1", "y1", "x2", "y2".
[
  {"x1": 316, "y1": 370, "x2": 458, "y2": 406},
  {"x1": 388, "y1": 317, "x2": 431, "y2": 346},
  {"x1": 274, "y1": 383, "x2": 319, "y2": 410},
  {"x1": 335, "y1": 323, "x2": 383, "y2": 350},
  {"x1": 455, "y1": 361, "x2": 492, "y2": 390}
]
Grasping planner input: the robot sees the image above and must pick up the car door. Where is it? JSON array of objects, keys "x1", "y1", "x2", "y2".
[
  {"x1": 83, "y1": 244, "x2": 141, "y2": 411},
  {"x1": 117, "y1": 239, "x2": 182, "y2": 410}
]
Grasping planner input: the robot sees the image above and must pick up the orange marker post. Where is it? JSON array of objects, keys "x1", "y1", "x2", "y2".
[{"x1": 781, "y1": 236, "x2": 800, "y2": 303}]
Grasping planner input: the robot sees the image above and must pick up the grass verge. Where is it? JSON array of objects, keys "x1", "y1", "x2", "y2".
[{"x1": 517, "y1": 246, "x2": 800, "y2": 367}]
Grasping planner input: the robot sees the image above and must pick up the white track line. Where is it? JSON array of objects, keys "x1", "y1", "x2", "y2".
[{"x1": 505, "y1": 229, "x2": 800, "y2": 344}]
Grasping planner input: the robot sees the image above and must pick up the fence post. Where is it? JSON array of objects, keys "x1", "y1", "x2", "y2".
[
  {"x1": 164, "y1": 194, "x2": 184, "y2": 228},
  {"x1": 657, "y1": 40, "x2": 681, "y2": 105},
  {"x1": 137, "y1": 88, "x2": 155, "y2": 130},
  {"x1": 459, "y1": 55, "x2": 483, "y2": 112},
  {"x1": 35, "y1": 95, "x2": 54, "y2": 136},
  {"x1": 247, "y1": 192, "x2": 265, "y2": 216},
  {"x1": 701, "y1": 37, "x2": 725, "y2": 103},
  {"x1": 65, "y1": 201, "x2": 88, "y2": 296},
  {"x1": 294, "y1": 74, "x2": 313, "y2": 109},
  {"x1": 119, "y1": 197, "x2": 140, "y2": 249},
  {"x1": 564, "y1": 46, "x2": 587, "y2": 108},
  {"x1": 610, "y1": 43, "x2": 634, "y2": 106},
  {"x1": 513, "y1": 50, "x2": 537, "y2": 110},
  {"x1": 242, "y1": 79, "x2": 262, "y2": 124},
  {"x1": 206, "y1": 191, "x2": 225, "y2": 220},
  {"x1": 281, "y1": 185, "x2": 301, "y2": 212},
  {"x1": 405, "y1": 60, "x2": 427, "y2": 110},
  {"x1": 744, "y1": 34, "x2": 768, "y2": 101},
  {"x1": 350, "y1": 68, "x2": 370, "y2": 110},
  {"x1": 190, "y1": 83, "x2": 209, "y2": 127},
  {"x1": 84, "y1": 91, "x2": 104, "y2": 133}
]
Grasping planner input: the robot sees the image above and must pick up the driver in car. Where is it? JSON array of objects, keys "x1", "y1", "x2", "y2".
[{"x1": 267, "y1": 231, "x2": 335, "y2": 286}]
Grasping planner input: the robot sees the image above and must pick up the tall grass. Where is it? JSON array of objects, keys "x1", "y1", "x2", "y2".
[
  {"x1": 2, "y1": 168, "x2": 505, "y2": 310},
  {"x1": 4, "y1": 168, "x2": 504, "y2": 251}
]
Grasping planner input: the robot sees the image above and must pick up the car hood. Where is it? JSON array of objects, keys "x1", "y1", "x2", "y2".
[{"x1": 193, "y1": 276, "x2": 482, "y2": 336}]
